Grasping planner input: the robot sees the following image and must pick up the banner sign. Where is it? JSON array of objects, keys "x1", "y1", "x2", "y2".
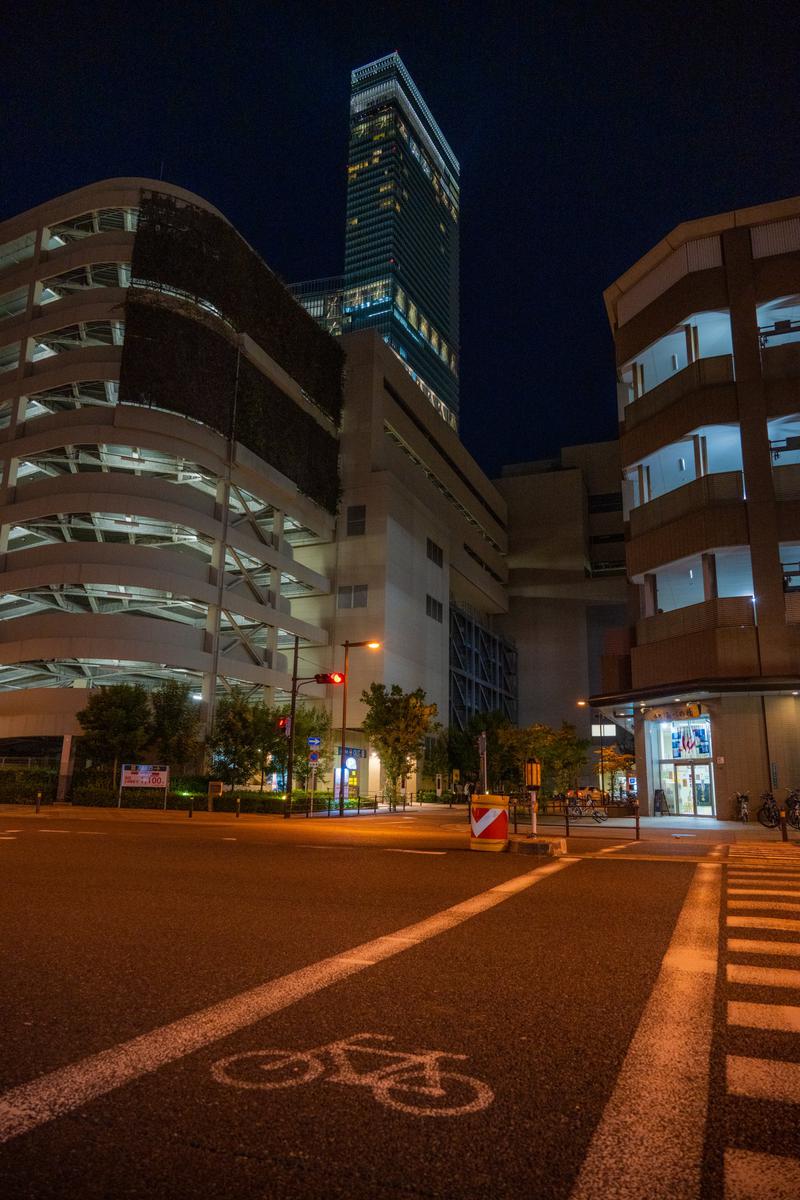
[
  {"x1": 121, "y1": 765, "x2": 169, "y2": 789},
  {"x1": 336, "y1": 746, "x2": 367, "y2": 758}
]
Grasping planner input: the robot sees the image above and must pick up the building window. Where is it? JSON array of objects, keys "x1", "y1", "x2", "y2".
[
  {"x1": 338, "y1": 584, "x2": 368, "y2": 609},
  {"x1": 346, "y1": 504, "x2": 366, "y2": 536},
  {"x1": 426, "y1": 594, "x2": 443, "y2": 623},
  {"x1": 427, "y1": 537, "x2": 443, "y2": 567}
]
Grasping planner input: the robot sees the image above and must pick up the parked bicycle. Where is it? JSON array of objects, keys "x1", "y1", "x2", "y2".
[
  {"x1": 563, "y1": 790, "x2": 609, "y2": 823},
  {"x1": 733, "y1": 791, "x2": 749, "y2": 822},
  {"x1": 784, "y1": 788, "x2": 800, "y2": 831},
  {"x1": 756, "y1": 791, "x2": 780, "y2": 828}
]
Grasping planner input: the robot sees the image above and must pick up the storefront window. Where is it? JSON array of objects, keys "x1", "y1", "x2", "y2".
[{"x1": 650, "y1": 714, "x2": 715, "y2": 816}]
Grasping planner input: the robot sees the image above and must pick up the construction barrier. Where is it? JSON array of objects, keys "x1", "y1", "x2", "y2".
[{"x1": 469, "y1": 794, "x2": 509, "y2": 852}]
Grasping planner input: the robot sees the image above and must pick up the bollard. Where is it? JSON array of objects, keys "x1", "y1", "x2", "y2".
[
  {"x1": 188, "y1": 797, "x2": 193, "y2": 819},
  {"x1": 469, "y1": 795, "x2": 510, "y2": 852},
  {"x1": 635, "y1": 800, "x2": 641, "y2": 841},
  {"x1": 235, "y1": 797, "x2": 240, "y2": 819},
  {"x1": 512, "y1": 799, "x2": 518, "y2": 834},
  {"x1": 564, "y1": 804, "x2": 570, "y2": 838},
  {"x1": 35, "y1": 790, "x2": 42, "y2": 815},
  {"x1": 780, "y1": 809, "x2": 788, "y2": 842}
]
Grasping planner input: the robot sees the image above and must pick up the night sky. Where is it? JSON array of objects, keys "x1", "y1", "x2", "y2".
[{"x1": 3, "y1": 1, "x2": 799, "y2": 477}]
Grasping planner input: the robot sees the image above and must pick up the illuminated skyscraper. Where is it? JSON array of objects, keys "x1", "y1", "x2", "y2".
[{"x1": 293, "y1": 53, "x2": 460, "y2": 428}]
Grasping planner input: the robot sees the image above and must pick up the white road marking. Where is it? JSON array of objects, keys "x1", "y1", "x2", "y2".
[
  {"x1": 298, "y1": 845, "x2": 359, "y2": 850},
  {"x1": 726, "y1": 1054, "x2": 800, "y2": 1105},
  {"x1": 724, "y1": 1148, "x2": 800, "y2": 1199},
  {"x1": 37, "y1": 829, "x2": 70, "y2": 834},
  {"x1": 383, "y1": 849, "x2": 446, "y2": 855},
  {"x1": 727, "y1": 962, "x2": 800, "y2": 989},
  {"x1": 221, "y1": 838, "x2": 236, "y2": 841},
  {"x1": 3, "y1": 829, "x2": 21, "y2": 833},
  {"x1": 595, "y1": 843, "x2": 629, "y2": 855},
  {"x1": 727, "y1": 915, "x2": 800, "y2": 933},
  {"x1": 727, "y1": 938, "x2": 800, "y2": 957},
  {"x1": 568, "y1": 862, "x2": 721, "y2": 1200},
  {"x1": 728, "y1": 887, "x2": 800, "y2": 897},
  {"x1": 0, "y1": 857, "x2": 573, "y2": 1144},
  {"x1": 728, "y1": 1001, "x2": 800, "y2": 1033},
  {"x1": 728, "y1": 899, "x2": 800, "y2": 912},
  {"x1": 0, "y1": 835, "x2": 16, "y2": 840}
]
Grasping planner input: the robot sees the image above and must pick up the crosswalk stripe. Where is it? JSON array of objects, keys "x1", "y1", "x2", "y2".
[
  {"x1": 728, "y1": 873, "x2": 800, "y2": 882},
  {"x1": 726, "y1": 1054, "x2": 800, "y2": 1104},
  {"x1": 727, "y1": 916, "x2": 800, "y2": 932},
  {"x1": 728, "y1": 1000, "x2": 800, "y2": 1033},
  {"x1": 727, "y1": 938, "x2": 800, "y2": 957},
  {"x1": 726, "y1": 962, "x2": 800, "y2": 989},
  {"x1": 724, "y1": 1148, "x2": 800, "y2": 1199},
  {"x1": 728, "y1": 888, "x2": 800, "y2": 897},
  {"x1": 727, "y1": 899, "x2": 800, "y2": 912}
]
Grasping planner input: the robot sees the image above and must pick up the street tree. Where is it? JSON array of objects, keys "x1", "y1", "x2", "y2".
[
  {"x1": 594, "y1": 744, "x2": 635, "y2": 799},
  {"x1": 209, "y1": 690, "x2": 258, "y2": 786},
  {"x1": 149, "y1": 680, "x2": 203, "y2": 770},
  {"x1": 497, "y1": 721, "x2": 590, "y2": 794},
  {"x1": 449, "y1": 711, "x2": 515, "y2": 790},
  {"x1": 360, "y1": 683, "x2": 437, "y2": 803},
  {"x1": 77, "y1": 683, "x2": 152, "y2": 782},
  {"x1": 250, "y1": 702, "x2": 284, "y2": 791}
]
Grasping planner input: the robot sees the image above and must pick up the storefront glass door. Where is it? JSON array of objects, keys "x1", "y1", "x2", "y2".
[
  {"x1": 657, "y1": 762, "x2": 716, "y2": 816},
  {"x1": 693, "y1": 764, "x2": 714, "y2": 815}
]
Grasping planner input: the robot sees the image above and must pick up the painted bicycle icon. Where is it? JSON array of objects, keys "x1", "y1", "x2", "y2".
[{"x1": 211, "y1": 1032, "x2": 493, "y2": 1117}]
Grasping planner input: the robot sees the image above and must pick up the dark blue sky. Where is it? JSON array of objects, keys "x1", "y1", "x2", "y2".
[{"x1": 3, "y1": 1, "x2": 799, "y2": 476}]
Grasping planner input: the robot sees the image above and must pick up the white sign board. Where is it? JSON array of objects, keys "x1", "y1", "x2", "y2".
[{"x1": 121, "y1": 765, "x2": 169, "y2": 789}]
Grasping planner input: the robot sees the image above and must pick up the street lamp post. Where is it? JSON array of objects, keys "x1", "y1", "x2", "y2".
[{"x1": 338, "y1": 639, "x2": 380, "y2": 818}]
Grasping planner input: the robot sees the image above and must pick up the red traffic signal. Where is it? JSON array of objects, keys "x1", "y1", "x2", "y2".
[
  {"x1": 314, "y1": 672, "x2": 345, "y2": 685},
  {"x1": 277, "y1": 716, "x2": 291, "y2": 736}
]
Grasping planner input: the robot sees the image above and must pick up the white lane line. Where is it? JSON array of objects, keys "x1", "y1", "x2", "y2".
[
  {"x1": 382, "y1": 848, "x2": 446, "y2": 855},
  {"x1": 728, "y1": 938, "x2": 800, "y2": 957},
  {"x1": 726, "y1": 1054, "x2": 800, "y2": 1105},
  {"x1": 0, "y1": 835, "x2": 16, "y2": 840},
  {"x1": 221, "y1": 838, "x2": 236, "y2": 842},
  {"x1": 298, "y1": 845, "x2": 359, "y2": 850},
  {"x1": 724, "y1": 1148, "x2": 800, "y2": 1199},
  {"x1": 3, "y1": 829, "x2": 21, "y2": 833},
  {"x1": 727, "y1": 962, "x2": 800, "y2": 989},
  {"x1": 0, "y1": 857, "x2": 573, "y2": 1144},
  {"x1": 728, "y1": 887, "x2": 800, "y2": 897},
  {"x1": 728, "y1": 899, "x2": 800, "y2": 912},
  {"x1": 37, "y1": 829, "x2": 70, "y2": 834},
  {"x1": 728, "y1": 1001, "x2": 800, "y2": 1033},
  {"x1": 727, "y1": 915, "x2": 800, "y2": 933},
  {"x1": 568, "y1": 862, "x2": 721, "y2": 1200},
  {"x1": 595, "y1": 843, "x2": 629, "y2": 855},
  {"x1": 75, "y1": 831, "x2": 107, "y2": 836}
]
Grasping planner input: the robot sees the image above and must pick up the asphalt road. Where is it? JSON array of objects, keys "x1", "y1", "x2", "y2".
[{"x1": 0, "y1": 808, "x2": 798, "y2": 1199}]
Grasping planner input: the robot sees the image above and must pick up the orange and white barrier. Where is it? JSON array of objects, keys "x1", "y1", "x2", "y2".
[{"x1": 469, "y1": 795, "x2": 509, "y2": 852}]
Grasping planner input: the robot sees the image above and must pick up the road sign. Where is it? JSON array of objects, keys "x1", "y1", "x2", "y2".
[
  {"x1": 121, "y1": 765, "x2": 168, "y2": 788},
  {"x1": 307, "y1": 736, "x2": 321, "y2": 747},
  {"x1": 309, "y1": 751, "x2": 319, "y2": 763}
]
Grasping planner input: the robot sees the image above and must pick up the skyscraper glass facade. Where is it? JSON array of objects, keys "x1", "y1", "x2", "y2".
[{"x1": 344, "y1": 53, "x2": 460, "y2": 427}]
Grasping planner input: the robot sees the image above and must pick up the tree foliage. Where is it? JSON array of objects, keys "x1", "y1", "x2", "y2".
[
  {"x1": 360, "y1": 683, "x2": 437, "y2": 801},
  {"x1": 594, "y1": 744, "x2": 636, "y2": 798},
  {"x1": 77, "y1": 684, "x2": 152, "y2": 779},
  {"x1": 209, "y1": 690, "x2": 259, "y2": 786},
  {"x1": 149, "y1": 681, "x2": 202, "y2": 768},
  {"x1": 497, "y1": 722, "x2": 590, "y2": 794}
]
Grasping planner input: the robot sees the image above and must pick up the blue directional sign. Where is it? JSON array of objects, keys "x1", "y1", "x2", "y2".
[{"x1": 307, "y1": 737, "x2": 321, "y2": 747}]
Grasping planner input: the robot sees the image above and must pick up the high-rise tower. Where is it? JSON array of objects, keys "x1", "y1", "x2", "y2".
[
  {"x1": 292, "y1": 53, "x2": 460, "y2": 428},
  {"x1": 345, "y1": 53, "x2": 460, "y2": 427}
]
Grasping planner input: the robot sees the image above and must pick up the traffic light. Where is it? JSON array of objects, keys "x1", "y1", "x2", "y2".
[
  {"x1": 314, "y1": 672, "x2": 345, "y2": 685},
  {"x1": 277, "y1": 715, "x2": 291, "y2": 737}
]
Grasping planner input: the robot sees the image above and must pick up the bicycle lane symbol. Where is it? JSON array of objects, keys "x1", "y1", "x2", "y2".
[{"x1": 211, "y1": 1032, "x2": 494, "y2": 1118}]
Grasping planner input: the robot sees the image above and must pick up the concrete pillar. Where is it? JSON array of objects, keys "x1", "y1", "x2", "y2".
[
  {"x1": 56, "y1": 734, "x2": 75, "y2": 801},
  {"x1": 702, "y1": 552, "x2": 718, "y2": 602},
  {"x1": 722, "y1": 227, "x2": 789, "y2": 672},
  {"x1": 642, "y1": 573, "x2": 658, "y2": 618},
  {"x1": 693, "y1": 434, "x2": 708, "y2": 479}
]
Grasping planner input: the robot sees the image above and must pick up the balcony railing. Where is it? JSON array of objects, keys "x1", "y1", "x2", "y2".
[
  {"x1": 773, "y1": 461, "x2": 800, "y2": 501},
  {"x1": 629, "y1": 469, "x2": 744, "y2": 538},
  {"x1": 623, "y1": 354, "x2": 734, "y2": 430},
  {"x1": 762, "y1": 341, "x2": 800, "y2": 382},
  {"x1": 636, "y1": 596, "x2": 755, "y2": 646}
]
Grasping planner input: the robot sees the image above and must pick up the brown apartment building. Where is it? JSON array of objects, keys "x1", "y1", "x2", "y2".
[{"x1": 596, "y1": 196, "x2": 800, "y2": 817}]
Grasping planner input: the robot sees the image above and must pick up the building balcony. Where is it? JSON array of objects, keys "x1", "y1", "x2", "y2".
[
  {"x1": 622, "y1": 355, "x2": 734, "y2": 432},
  {"x1": 635, "y1": 595, "x2": 754, "y2": 645},
  {"x1": 762, "y1": 341, "x2": 800, "y2": 383},
  {"x1": 773, "y1": 461, "x2": 800, "y2": 501},
  {"x1": 628, "y1": 470, "x2": 745, "y2": 546},
  {"x1": 631, "y1": 599, "x2": 759, "y2": 687}
]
